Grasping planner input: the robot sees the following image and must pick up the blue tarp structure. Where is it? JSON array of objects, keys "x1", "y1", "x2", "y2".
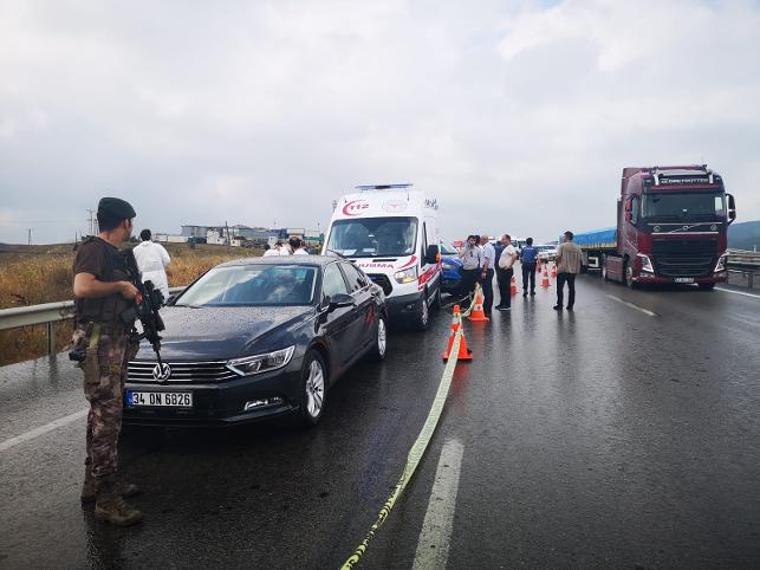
[{"x1": 572, "y1": 227, "x2": 617, "y2": 250}]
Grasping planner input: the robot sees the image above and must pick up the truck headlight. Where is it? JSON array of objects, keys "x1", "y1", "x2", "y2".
[
  {"x1": 714, "y1": 254, "x2": 728, "y2": 272},
  {"x1": 227, "y1": 346, "x2": 295, "y2": 376},
  {"x1": 394, "y1": 266, "x2": 418, "y2": 284},
  {"x1": 637, "y1": 253, "x2": 654, "y2": 273}
]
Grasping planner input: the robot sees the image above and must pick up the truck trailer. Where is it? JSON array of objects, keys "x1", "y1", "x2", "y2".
[{"x1": 575, "y1": 165, "x2": 736, "y2": 289}]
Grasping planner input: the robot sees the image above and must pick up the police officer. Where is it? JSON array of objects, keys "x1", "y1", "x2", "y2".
[{"x1": 71, "y1": 197, "x2": 143, "y2": 526}]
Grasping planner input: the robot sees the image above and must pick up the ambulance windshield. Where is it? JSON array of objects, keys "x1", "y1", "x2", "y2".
[{"x1": 326, "y1": 217, "x2": 418, "y2": 258}]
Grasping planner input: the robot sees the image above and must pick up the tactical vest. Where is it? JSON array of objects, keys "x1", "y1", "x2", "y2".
[{"x1": 74, "y1": 237, "x2": 136, "y2": 330}]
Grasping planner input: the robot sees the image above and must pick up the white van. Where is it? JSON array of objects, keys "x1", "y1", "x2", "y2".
[{"x1": 322, "y1": 184, "x2": 442, "y2": 330}]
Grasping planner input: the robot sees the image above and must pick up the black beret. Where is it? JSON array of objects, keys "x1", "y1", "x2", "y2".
[{"x1": 97, "y1": 197, "x2": 136, "y2": 219}]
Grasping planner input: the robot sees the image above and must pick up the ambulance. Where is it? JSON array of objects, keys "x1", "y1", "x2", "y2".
[{"x1": 322, "y1": 184, "x2": 442, "y2": 330}]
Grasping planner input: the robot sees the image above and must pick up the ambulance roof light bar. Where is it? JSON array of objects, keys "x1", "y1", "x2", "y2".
[{"x1": 355, "y1": 183, "x2": 414, "y2": 191}]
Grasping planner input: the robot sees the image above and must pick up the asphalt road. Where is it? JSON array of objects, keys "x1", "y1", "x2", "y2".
[{"x1": 1, "y1": 274, "x2": 759, "y2": 568}]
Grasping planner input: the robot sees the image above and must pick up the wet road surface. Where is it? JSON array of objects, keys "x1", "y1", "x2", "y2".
[{"x1": 1, "y1": 275, "x2": 759, "y2": 568}]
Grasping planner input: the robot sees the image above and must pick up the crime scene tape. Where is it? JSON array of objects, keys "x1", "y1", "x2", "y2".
[{"x1": 339, "y1": 330, "x2": 463, "y2": 569}]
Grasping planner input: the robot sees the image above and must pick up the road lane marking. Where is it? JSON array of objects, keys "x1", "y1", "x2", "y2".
[
  {"x1": 715, "y1": 287, "x2": 760, "y2": 300},
  {"x1": 411, "y1": 439, "x2": 464, "y2": 570},
  {"x1": 605, "y1": 294, "x2": 658, "y2": 317},
  {"x1": 0, "y1": 408, "x2": 87, "y2": 452}
]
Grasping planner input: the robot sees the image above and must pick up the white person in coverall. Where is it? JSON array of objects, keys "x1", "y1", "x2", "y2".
[{"x1": 133, "y1": 229, "x2": 171, "y2": 301}]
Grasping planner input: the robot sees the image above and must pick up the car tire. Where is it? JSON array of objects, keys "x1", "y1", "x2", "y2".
[
  {"x1": 369, "y1": 314, "x2": 388, "y2": 361},
  {"x1": 415, "y1": 295, "x2": 430, "y2": 331},
  {"x1": 298, "y1": 350, "x2": 327, "y2": 427}
]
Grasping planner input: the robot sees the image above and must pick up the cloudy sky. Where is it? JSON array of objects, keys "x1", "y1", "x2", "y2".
[{"x1": 1, "y1": 0, "x2": 759, "y2": 244}]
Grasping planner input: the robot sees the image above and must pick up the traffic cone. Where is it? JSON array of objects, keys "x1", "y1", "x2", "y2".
[
  {"x1": 551, "y1": 263, "x2": 557, "y2": 279},
  {"x1": 443, "y1": 305, "x2": 473, "y2": 361},
  {"x1": 541, "y1": 266, "x2": 551, "y2": 288},
  {"x1": 510, "y1": 276, "x2": 518, "y2": 296},
  {"x1": 468, "y1": 283, "x2": 490, "y2": 323}
]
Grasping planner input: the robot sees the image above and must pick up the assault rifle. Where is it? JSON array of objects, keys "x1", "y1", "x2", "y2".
[{"x1": 121, "y1": 249, "x2": 166, "y2": 368}]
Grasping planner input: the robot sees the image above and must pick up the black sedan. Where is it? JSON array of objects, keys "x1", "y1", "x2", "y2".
[{"x1": 123, "y1": 256, "x2": 388, "y2": 428}]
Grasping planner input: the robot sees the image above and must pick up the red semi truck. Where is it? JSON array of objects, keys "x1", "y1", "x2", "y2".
[{"x1": 575, "y1": 165, "x2": 736, "y2": 289}]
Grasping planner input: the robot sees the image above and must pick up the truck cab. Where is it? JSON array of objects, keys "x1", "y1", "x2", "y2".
[
  {"x1": 607, "y1": 165, "x2": 736, "y2": 288},
  {"x1": 322, "y1": 184, "x2": 442, "y2": 329}
]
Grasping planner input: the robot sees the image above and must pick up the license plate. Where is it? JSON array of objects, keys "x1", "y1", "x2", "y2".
[
  {"x1": 127, "y1": 391, "x2": 192, "y2": 408},
  {"x1": 674, "y1": 277, "x2": 694, "y2": 284}
]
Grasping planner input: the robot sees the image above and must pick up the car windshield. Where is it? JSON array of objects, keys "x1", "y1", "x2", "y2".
[
  {"x1": 642, "y1": 192, "x2": 726, "y2": 221},
  {"x1": 326, "y1": 217, "x2": 418, "y2": 258},
  {"x1": 174, "y1": 264, "x2": 318, "y2": 307},
  {"x1": 440, "y1": 243, "x2": 459, "y2": 255}
]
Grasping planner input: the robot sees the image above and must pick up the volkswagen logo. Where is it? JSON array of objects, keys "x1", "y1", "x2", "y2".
[{"x1": 152, "y1": 363, "x2": 172, "y2": 382}]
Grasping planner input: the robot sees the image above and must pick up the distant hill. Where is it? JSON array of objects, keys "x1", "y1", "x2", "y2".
[{"x1": 729, "y1": 220, "x2": 760, "y2": 251}]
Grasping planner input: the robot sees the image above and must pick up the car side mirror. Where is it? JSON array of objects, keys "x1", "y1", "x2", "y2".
[
  {"x1": 727, "y1": 193, "x2": 736, "y2": 223},
  {"x1": 328, "y1": 293, "x2": 355, "y2": 312},
  {"x1": 425, "y1": 244, "x2": 440, "y2": 265}
]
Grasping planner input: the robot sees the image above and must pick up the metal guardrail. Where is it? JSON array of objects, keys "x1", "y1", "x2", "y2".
[
  {"x1": 0, "y1": 286, "x2": 185, "y2": 355},
  {"x1": 727, "y1": 249, "x2": 760, "y2": 268}
]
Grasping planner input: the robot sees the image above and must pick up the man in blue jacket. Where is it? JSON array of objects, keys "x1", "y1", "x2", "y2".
[{"x1": 520, "y1": 237, "x2": 538, "y2": 297}]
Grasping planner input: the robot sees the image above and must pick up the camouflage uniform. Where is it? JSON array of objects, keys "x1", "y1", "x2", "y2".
[{"x1": 71, "y1": 235, "x2": 136, "y2": 488}]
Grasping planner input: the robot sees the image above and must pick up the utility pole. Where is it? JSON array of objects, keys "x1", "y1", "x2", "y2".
[
  {"x1": 86, "y1": 209, "x2": 96, "y2": 236},
  {"x1": 27, "y1": 228, "x2": 32, "y2": 245},
  {"x1": 225, "y1": 221, "x2": 230, "y2": 247}
]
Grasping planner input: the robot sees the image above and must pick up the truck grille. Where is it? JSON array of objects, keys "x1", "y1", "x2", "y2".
[
  {"x1": 366, "y1": 273, "x2": 393, "y2": 296},
  {"x1": 127, "y1": 360, "x2": 237, "y2": 383},
  {"x1": 652, "y1": 238, "x2": 716, "y2": 277}
]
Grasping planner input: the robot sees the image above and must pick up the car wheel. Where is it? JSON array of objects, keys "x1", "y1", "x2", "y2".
[
  {"x1": 416, "y1": 295, "x2": 430, "y2": 331},
  {"x1": 299, "y1": 350, "x2": 327, "y2": 427},
  {"x1": 369, "y1": 315, "x2": 388, "y2": 361}
]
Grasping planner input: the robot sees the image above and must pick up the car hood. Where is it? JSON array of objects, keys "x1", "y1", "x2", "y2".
[{"x1": 134, "y1": 305, "x2": 315, "y2": 361}]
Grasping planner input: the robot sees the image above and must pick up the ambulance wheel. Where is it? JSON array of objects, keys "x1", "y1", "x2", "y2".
[
  {"x1": 415, "y1": 296, "x2": 430, "y2": 331},
  {"x1": 432, "y1": 286, "x2": 442, "y2": 311}
]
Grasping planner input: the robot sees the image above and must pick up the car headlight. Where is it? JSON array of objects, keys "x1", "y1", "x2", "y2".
[
  {"x1": 637, "y1": 253, "x2": 654, "y2": 273},
  {"x1": 394, "y1": 266, "x2": 418, "y2": 284},
  {"x1": 227, "y1": 346, "x2": 295, "y2": 376},
  {"x1": 714, "y1": 254, "x2": 728, "y2": 272}
]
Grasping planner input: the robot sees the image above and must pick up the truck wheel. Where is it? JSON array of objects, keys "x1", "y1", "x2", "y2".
[{"x1": 624, "y1": 263, "x2": 636, "y2": 289}]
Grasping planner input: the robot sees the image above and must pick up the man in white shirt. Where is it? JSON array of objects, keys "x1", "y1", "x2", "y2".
[
  {"x1": 495, "y1": 234, "x2": 518, "y2": 311},
  {"x1": 290, "y1": 237, "x2": 309, "y2": 255},
  {"x1": 133, "y1": 229, "x2": 171, "y2": 301},
  {"x1": 479, "y1": 235, "x2": 496, "y2": 317},
  {"x1": 458, "y1": 235, "x2": 482, "y2": 302}
]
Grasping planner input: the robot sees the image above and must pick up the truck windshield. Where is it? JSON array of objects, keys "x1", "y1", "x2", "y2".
[
  {"x1": 642, "y1": 192, "x2": 726, "y2": 221},
  {"x1": 326, "y1": 217, "x2": 418, "y2": 258}
]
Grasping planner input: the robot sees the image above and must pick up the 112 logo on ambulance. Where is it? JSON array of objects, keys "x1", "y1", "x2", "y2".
[{"x1": 342, "y1": 200, "x2": 370, "y2": 216}]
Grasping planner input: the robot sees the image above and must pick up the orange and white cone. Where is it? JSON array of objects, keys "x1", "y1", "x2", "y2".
[
  {"x1": 551, "y1": 263, "x2": 557, "y2": 278},
  {"x1": 468, "y1": 283, "x2": 490, "y2": 323},
  {"x1": 541, "y1": 266, "x2": 551, "y2": 288},
  {"x1": 443, "y1": 305, "x2": 473, "y2": 361},
  {"x1": 510, "y1": 276, "x2": 518, "y2": 296}
]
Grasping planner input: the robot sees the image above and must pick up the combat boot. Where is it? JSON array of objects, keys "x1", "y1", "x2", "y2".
[
  {"x1": 81, "y1": 471, "x2": 140, "y2": 504},
  {"x1": 95, "y1": 479, "x2": 144, "y2": 526}
]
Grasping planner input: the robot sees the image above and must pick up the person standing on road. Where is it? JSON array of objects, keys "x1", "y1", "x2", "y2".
[
  {"x1": 480, "y1": 235, "x2": 496, "y2": 317},
  {"x1": 291, "y1": 237, "x2": 309, "y2": 255},
  {"x1": 133, "y1": 229, "x2": 171, "y2": 301},
  {"x1": 70, "y1": 197, "x2": 143, "y2": 526},
  {"x1": 458, "y1": 235, "x2": 482, "y2": 302},
  {"x1": 554, "y1": 230, "x2": 583, "y2": 311},
  {"x1": 495, "y1": 234, "x2": 518, "y2": 311},
  {"x1": 519, "y1": 237, "x2": 538, "y2": 297}
]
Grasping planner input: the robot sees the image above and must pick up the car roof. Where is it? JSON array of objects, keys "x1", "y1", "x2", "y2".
[{"x1": 216, "y1": 255, "x2": 340, "y2": 268}]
